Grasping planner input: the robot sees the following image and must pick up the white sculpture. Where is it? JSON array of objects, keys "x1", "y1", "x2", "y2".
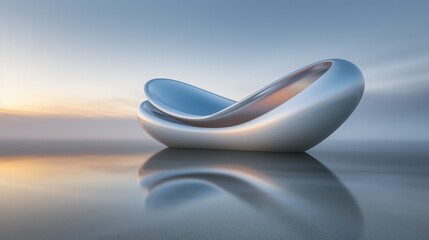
[{"x1": 138, "y1": 59, "x2": 364, "y2": 152}]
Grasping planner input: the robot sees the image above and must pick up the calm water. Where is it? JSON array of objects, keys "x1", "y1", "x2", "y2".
[{"x1": 0, "y1": 140, "x2": 428, "y2": 240}]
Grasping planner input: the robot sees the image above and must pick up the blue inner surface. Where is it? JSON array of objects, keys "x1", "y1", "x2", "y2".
[{"x1": 147, "y1": 79, "x2": 235, "y2": 116}]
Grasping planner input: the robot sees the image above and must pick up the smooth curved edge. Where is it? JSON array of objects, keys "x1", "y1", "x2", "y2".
[
  {"x1": 145, "y1": 60, "x2": 332, "y2": 127},
  {"x1": 145, "y1": 78, "x2": 236, "y2": 117}
]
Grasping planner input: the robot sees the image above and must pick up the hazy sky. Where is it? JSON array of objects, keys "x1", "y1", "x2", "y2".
[{"x1": 1, "y1": 0, "x2": 428, "y2": 140}]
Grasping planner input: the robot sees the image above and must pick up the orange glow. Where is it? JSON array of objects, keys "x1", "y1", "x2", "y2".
[
  {"x1": 0, "y1": 154, "x2": 152, "y2": 185},
  {"x1": 0, "y1": 104, "x2": 137, "y2": 117}
]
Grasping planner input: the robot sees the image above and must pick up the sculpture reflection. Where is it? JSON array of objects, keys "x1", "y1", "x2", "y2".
[{"x1": 138, "y1": 149, "x2": 363, "y2": 239}]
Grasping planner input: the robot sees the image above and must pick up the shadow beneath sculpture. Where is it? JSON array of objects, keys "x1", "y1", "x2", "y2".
[{"x1": 138, "y1": 149, "x2": 363, "y2": 239}]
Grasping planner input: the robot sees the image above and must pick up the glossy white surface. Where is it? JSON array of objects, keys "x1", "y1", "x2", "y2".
[
  {"x1": 145, "y1": 62, "x2": 331, "y2": 127},
  {"x1": 138, "y1": 59, "x2": 364, "y2": 152}
]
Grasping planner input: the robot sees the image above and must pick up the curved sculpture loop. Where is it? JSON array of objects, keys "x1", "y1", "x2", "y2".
[{"x1": 138, "y1": 59, "x2": 364, "y2": 152}]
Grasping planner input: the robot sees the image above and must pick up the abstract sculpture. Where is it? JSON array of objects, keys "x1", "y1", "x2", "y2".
[{"x1": 138, "y1": 59, "x2": 364, "y2": 152}]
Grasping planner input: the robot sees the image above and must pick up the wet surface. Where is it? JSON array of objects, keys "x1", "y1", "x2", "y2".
[{"x1": 0, "y1": 140, "x2": 428, "y2": 239}]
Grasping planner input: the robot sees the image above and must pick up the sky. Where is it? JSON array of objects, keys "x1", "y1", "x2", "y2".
[{"x1": 0, "y1": 0, "x2": 428, "y2": 141}]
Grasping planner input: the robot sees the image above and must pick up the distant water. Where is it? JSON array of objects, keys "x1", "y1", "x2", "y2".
[{"x1": 0, "y1": 139, "x2": 428, "y2": 240}]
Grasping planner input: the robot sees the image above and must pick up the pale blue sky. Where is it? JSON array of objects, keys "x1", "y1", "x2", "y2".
[{"x1": 0, "y1": 0, "x2": 428, "y2": 140}]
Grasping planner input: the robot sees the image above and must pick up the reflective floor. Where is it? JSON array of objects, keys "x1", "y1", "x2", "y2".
[{"x1": 0, "y1": 140, "x2": 428, "y2": 240}]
